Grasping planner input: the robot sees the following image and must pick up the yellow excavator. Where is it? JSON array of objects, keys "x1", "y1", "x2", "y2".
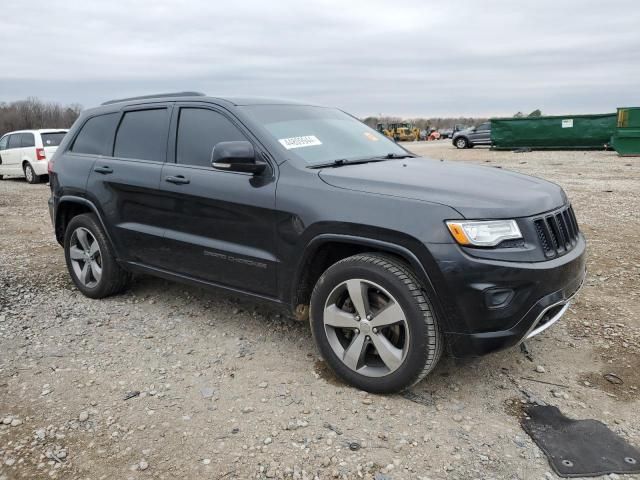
[{"x1": 376, "y1": 122, "x2": 420, "y2": 141}]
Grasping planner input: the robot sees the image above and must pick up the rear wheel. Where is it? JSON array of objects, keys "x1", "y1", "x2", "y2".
[
  {"x1": 24, "y1": 163, "x2": 40, "y2": 184},
  {"x1": 64, "y1": 213, "x2": 130, "y2": 298},
  {"x1": 310, "y1": 253, "x2": 442, "y2": 393},
  {"x1": 455, "y1": 137, "x2": 468, "y2": 149}
]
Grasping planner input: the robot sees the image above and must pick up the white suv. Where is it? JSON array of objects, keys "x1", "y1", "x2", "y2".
[{"x1": 0, "y1": 129, "x2": 68, "y2": 183}]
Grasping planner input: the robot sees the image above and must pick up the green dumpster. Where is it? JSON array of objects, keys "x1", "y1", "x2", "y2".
[
  {"x1": 490, "y1": 113, "x2": 617, "y2": 150},
  {"x1": 611, "y1": 107, "x2": 640, "y2": 156}
]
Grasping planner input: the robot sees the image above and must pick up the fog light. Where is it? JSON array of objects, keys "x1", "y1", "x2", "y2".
[{"x1": 485, "y1": 288, "x2": 514, "y2": 308}]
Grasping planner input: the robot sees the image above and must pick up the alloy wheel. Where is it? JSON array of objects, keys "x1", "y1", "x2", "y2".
[
  {"x1": 25, "y1": 165, "x2": 33, "y2": 182},
  {"x1": 323, "y1": 279, "x2": 410, "y2": 377},
  {"x1": 69, "y1": 227, "x2": 102, "y2": 288}
]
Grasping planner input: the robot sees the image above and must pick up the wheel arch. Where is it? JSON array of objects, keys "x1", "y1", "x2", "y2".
[
  {"x1": 54, "y1": 196, "x2": 115, "y2": 251},
  {"x1": 290, "y1": 234, "x2": 445, "y2": 326}
]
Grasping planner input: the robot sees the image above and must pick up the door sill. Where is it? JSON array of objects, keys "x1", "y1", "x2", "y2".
[{"x1": 121, "y1": 260, "x2": 283, "y2": 305}]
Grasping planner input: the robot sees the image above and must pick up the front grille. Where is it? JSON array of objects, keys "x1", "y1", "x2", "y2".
[{"x1": 533, "y1": 205, "x2": 580, "y2": 258}]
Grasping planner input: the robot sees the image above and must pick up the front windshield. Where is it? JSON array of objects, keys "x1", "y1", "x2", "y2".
[{"x1": 241, "y1": 105, "x2": 408, "y2": 166}]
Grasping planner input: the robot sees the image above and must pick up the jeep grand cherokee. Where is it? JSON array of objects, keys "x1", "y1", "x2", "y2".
[{"x1": 48, "y1": 92, "x2": 586, "y2": 393}]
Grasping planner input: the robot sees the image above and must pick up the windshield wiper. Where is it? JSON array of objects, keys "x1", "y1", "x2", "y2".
[
  {"x1": 307, "y1": 158, "x2": 387, "y2": 169},
  {"x1": 372, "y1": 153, "x2": 416, "y2": 160},
  {"x1": 307, "y1": 153, "x2": 415, "y2": 169}
]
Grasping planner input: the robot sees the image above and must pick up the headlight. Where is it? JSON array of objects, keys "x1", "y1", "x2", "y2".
[{"x1": 446, "y1": 220, "x2": 522, "y2": 247}]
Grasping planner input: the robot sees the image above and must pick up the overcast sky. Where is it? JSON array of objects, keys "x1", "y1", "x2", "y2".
[{"x1": 1, "y1": 0, "x2": 639, "y2": 117}]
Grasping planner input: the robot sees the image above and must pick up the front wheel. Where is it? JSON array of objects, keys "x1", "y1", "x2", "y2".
[
  {"x1": 454, "y1": 137, "x2": 468, "y2": 149},
  {"x1": 310, "y1": 254, "x2": 442, "y2": 393}
]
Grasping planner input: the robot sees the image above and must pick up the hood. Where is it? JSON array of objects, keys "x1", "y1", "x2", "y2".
[{"x1": 318, "y1": 157, "x2": 567, "y2": 219}]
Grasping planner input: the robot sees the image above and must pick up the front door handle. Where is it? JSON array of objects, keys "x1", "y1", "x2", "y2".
[
  {"x1": 165, "y1": 175, "x2": 190, "y2": 185},
  {"x1": 94, "y1": 166, "x2": 113, "y2": 174}
]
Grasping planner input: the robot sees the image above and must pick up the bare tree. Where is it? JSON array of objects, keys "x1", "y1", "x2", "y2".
[{"x1": 0, "y1": 98, "x2": 82, "y2": 135}]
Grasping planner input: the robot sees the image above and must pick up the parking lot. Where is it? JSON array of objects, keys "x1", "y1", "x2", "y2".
[{"x1": 1, "y1": 143, "x2": 638, "y2": 479}]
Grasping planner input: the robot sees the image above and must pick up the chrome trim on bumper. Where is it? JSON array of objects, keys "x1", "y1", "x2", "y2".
[
  {"x1": 525, "y1": 301, "x2": 570, "y2": 339},
  {"x1": 520, "y1": 273, "x2": 585, "y2": 342}
]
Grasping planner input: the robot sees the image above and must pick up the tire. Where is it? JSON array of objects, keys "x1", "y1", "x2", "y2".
[
  {"x1": 310, "y1": 253, "x2": 442, "y2": 393},
  {"x1": 64, "y1": 213, "x2": 130, "y2": 299},
  {"x1": 24, "y1": 163, "x2": 40, "y2": 184},
  {"x1": 454, "y1": 137, "x2": 468, "y2": 149}
]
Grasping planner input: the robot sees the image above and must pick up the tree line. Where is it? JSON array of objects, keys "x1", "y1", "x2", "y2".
[
  {"x1": 0, "y1": 98, "x2": 82, "y2": 136},
  {"x1": 362, "y1": 110, "x2": 543, "y2": 130},
  {"x1": 362, "y1": 116, "x2": 489, "y2": 131}
]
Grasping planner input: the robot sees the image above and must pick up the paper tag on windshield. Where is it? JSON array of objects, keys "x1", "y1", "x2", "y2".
[{"x1": 278, "y1": 135, "x2": 322, "y2": 149}]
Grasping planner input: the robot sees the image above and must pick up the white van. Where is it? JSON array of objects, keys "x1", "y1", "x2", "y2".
[{"x1": 0, "y1": 129, "x2": 68, "y2": 183}]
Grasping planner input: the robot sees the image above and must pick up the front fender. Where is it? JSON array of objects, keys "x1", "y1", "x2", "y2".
[{"x1": 288, "y1": 231, "x2": 452, "y2": 332}]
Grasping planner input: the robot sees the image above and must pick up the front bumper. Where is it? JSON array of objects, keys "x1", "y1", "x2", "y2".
[{"x1": 426, "y1": 235, "x2": 587, "y2": 357}]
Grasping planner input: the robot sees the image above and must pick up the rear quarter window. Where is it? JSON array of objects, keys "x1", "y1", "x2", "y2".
[
  {"x1": 71, "y1": 113, "x2": 119, "y2": 156},
  {"x1": 41, "y1": 132, "x2": 67, "y2": 147}
]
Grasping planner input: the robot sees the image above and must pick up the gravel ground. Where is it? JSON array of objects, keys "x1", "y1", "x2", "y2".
[{"x1": 1, "y1": 143, "x2": 639, "y2": 480}]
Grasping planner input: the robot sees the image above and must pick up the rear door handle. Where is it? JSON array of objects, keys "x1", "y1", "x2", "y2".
[
  {"x1": 165, "y1": 175, "x2": 190, "y2": 185},
  {"x1": 94, "y1": 166, "x2": 113, "y2": 174}
]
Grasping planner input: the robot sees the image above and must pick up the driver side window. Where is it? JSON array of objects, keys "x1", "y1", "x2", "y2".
[
  {"x1": 0, "y1": 136, "x2": 7, "y2": 151},
  {"x1": 176, "y1": 108, "x2": 247, "y2": 168}
]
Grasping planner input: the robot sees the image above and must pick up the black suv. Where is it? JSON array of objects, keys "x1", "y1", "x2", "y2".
[{"x1": 48, "y1": 92, "x2": 586, "y2": 393}]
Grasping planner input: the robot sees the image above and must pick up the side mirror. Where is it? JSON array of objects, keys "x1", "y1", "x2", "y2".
[{"x1": 211, "y1": 141, "x2": 266, "y2": 175}]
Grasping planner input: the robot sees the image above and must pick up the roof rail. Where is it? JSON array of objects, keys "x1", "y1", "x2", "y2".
[{"x1": 101, "y1": 91, "x2": 206, "y2": 106}]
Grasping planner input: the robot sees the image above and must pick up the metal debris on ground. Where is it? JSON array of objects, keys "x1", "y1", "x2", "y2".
[
  {"x1": 323, "y1": 422, "x2": 343, "y2": 435},
  {"x1": 603, "y1": 373, "x2": 624, "y2": 385},
  {"x1": 520, "y1": 342, "x2": 533, "y2": 361},
  {"x1": 123, "y1": 391, "x2": 141, "y2": 401}
]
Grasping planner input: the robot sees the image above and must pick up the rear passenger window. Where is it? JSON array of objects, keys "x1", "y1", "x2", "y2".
[
  {"x1": 20, "y1": 133, "x2": 35, "y2": 147},
  {"x1": 114, "y1": 109, "x2": 168, "y2": 161},
  {"x1": 0, "y1": 136, "x2": 7, "y2": 150},
  {"x1": 176, "y1": 108, "x2": 247, "y2": 167},
  {"x1": 72, "y1": 113, "x2": 119, "y2": 156}
]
